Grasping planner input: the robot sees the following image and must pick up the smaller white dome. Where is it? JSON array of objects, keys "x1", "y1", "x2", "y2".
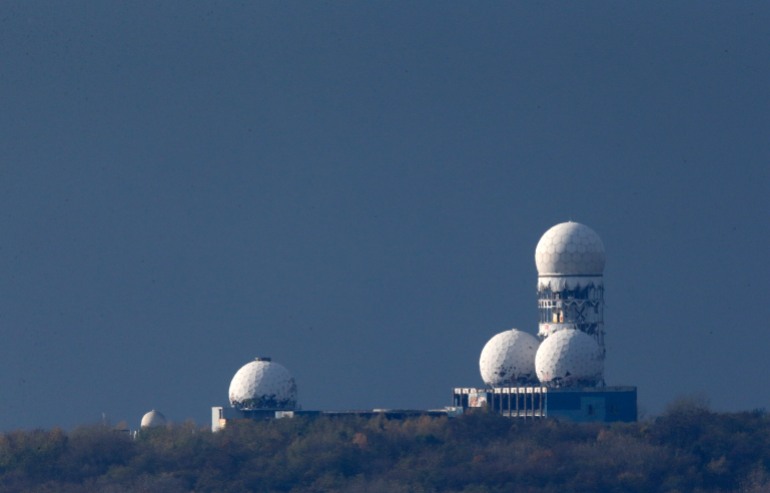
[
  {"x1": 535, "y1": 329, "x2": 603, "y2": 387},
  {"x1": 479, "y1": 329, "x2": 539, "y2": 386},
  {"x1": 535, "y1": 222, "x2": 605, "y2": 276},
  {"x1": 229, "y1": 357, "x2": 297, "y2": 411},
  {"x1": 140, "y1": 410, "x2": 166, "y2": 428}
]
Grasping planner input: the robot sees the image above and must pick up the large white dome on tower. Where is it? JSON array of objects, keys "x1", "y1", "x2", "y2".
[
  {"x1": 479, "y1": 329, "x2": 539, "y2": 386},
  {"x1": 229, "y1": 357, "x2": 298, "y2": 411},
  {"x1": 535, "y1": 329, "x2": 603, "y2": 387},
  {"x1": 535, "y1": 222, "x2": 605, "y2": 276}
]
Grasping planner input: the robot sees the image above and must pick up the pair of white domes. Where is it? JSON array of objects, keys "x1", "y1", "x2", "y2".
[
  {"x1": 479, "y1": 328, "x2": 603, "y2": 387},
  {"x1": 228, "y1": 357, "x2": 298, "y2": 411}
]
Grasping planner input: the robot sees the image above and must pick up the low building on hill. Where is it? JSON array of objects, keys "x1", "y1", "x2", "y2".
[{"x1": 453, "y1": 386, "x2": 637, "y2": 422}]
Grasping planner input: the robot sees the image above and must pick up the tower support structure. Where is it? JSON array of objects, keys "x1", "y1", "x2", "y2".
[{"x1": 537, "y1": 275, "x2": 605, "y2": 357}]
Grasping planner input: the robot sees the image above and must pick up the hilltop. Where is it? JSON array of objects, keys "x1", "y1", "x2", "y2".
[{"x1": 1, "y1": 400, "x2": 768, "y2": 492}]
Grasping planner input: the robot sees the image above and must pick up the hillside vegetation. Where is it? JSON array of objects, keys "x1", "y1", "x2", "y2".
[{"x1": 1, "y1": 401, "x2": 769, "y2": 492}]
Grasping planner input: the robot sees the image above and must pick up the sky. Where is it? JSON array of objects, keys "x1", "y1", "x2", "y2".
[{"x1": 1, "y1": 2, "x2": 768, "y2": 430}]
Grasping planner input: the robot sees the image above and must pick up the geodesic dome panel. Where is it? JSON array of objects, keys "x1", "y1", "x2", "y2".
[
  {"x1": 479, "y1": 329, "x2": 539, "y2": 386},
  {"x1": 535, "y1": 222, "x2": 605, "y2": 276},
  {"x1": 535, "y1": 329, "x2": 603, "y2": 387},
  {"x1": 229, "y1": 358, "x2": 298, "y2": 410}
]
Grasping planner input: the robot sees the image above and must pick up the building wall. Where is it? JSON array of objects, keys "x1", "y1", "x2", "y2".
[
  {"x1": 452, "y1": 386, "x2": 637, "y2": 423},
  {"x1": 545, "y1": 387, "x2": 637, "y2": 422}
]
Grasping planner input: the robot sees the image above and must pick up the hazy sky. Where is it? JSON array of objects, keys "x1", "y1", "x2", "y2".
[{"x1": 1, "y1": 2, "x2": 768, "y2": 430}]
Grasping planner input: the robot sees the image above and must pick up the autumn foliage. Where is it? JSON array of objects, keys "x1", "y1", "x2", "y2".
[{"x1": 1, "y1": 402, "x2": 769, "y2": 492}]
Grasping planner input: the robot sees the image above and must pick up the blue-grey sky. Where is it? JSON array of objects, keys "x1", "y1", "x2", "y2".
[{"x1": 1, "y1": 2, "x2": 768, "y2": 430}]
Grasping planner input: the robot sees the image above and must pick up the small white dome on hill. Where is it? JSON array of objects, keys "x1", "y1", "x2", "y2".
[{"x1": 140, "y1": 410, "x2": 166, "y2": 428}]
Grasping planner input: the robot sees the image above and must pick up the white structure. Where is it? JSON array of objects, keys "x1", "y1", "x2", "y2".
[
  {"x1": 535, "y1": 329, "x2": 603, "y2": 387},
  {"x1": 229, "y1": 357, "x2": 297, "y2": 411},
  {"x1": 473, "y1": 222, "x2": 608, "y2": 390},
  {"x1": 479, "y1": 329, "x2": 539, "y2": 386},
  {"x1": 140, "y1": 409, "x2": 166, "y2": 428},
  {"x1": 455, "y1": 221, "x2": 636, "y2": 421},
  {"x1": 535, "y1": 221, "x2": 606, "y2": 362},
  {"x1": 535, "y1": 221, "x2": 605, "y2": 277}
]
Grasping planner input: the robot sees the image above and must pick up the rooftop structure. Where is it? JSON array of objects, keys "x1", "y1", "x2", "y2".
[
  {"x1": 535, "y1": 329, "x2": 603, "y2": 388},
  {"x1": 229, "y1": 357, "x2": 298, "y2": 411},
  {"x1": 455, "y1": 221, "x2": 636, "y2": 422},
  {"x1": 479, "y1": 329, "x2": 539, "y2": 386},
  {"x1": 535, "y1": 222, "x2": 606, "y2": 363}
]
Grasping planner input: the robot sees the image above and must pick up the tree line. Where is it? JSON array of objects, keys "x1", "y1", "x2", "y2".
[{"x1": 0, "y1": 399, "x2": 769, "y2": 492}]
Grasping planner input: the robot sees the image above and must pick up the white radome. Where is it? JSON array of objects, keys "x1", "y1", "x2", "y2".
[
  {"x1": 535, "y1": 222, "x2": 605, "y2": 276},
  {"x1": 479, "y1": 329, "x2": 539, "y2": 386},
  {"x1": 140, "y1": 410, "x2": 166, "y2": 428},
  {"x1": 535, "y1": 329, "x2": 603, "y2": 387},
  {"x1": 229, "y1": 357, "x2": 298, "y2": 411}
]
